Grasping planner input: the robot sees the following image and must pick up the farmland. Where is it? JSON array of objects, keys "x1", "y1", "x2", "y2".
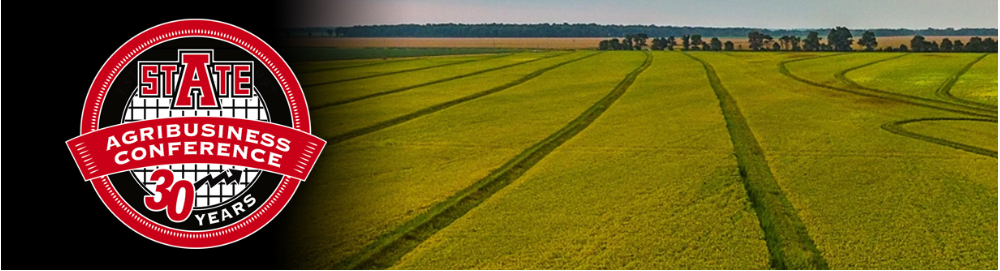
[
  {"x1": 950, "y1": 54, "x2": 999, "y2": 106},
  {"x1": 392, "y1": 51, "x2": 770, "y2": 270},
  {"x1": 842, "y1": 53, "x2": 987, "y2": 104},
  {"x1": 282, "y1": 36, "x2": 997, "y2": 51},
  {"x1": 278, "y1": 49, "x2": 997, "y2": 270},
  {"x1": 283, "y1": 47, "x2": 528, "y2": 62}
]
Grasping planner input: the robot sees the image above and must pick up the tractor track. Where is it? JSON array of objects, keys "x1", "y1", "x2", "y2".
[
  {"x1": 881, "y1": 118, "x2": 998, "y2": 159},
  {"x1": 308, "y1": 51, "x2": 574, "y2": 111},
  {"x1": 302, "y1": 53, "x2": 512, "y2": 88},
  {"x1": 934, "y1": 53, "x2": 995, "y2": 110},
  {"x1": 779, "y1": 54, "x2": 997, "y2": 119},
  {"x1": 832, "y1": 53, "x2": 910, "y2": 90},
  {"x1": 294, "y1": 58, "x2": 421, "y2": 74},
  {"x1": 332, "y1": 51, "x2": 652, "y2": 270},
  {"x1": 321, "y1": 52, "x2": 602, "y2": 145},
  {"x1": 784, "y1": 53, "x2": 998, "y2": 159},
  {"x1": 686, "y1": 52, "x2": 829, "y2": 270},
  {"x1": 833, "y1": 54, "x2": 997, "y2": 113}
]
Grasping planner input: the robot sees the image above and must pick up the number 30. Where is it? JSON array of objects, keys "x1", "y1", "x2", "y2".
[{"x1": 144, "y1": 169, "x2": 195, "y2": 222}]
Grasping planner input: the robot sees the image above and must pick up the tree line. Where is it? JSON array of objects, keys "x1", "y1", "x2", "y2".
[
  {"x1": 901, "y1": 36, "x2": 998, "y2": 52},
  {"x1": 597, "y1": 27, "x2": 999, "y2": 52},
  {"x1": 598, "y1": 34, "x2": 731, "y2": 51},
  {"x1": 295, "y1": 23, "x2": 997, "y2": 38}
]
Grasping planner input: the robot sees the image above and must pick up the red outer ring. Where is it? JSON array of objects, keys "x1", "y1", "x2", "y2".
[{"x1": 80, "y1": 19, "x2": 309, "y2": 248}]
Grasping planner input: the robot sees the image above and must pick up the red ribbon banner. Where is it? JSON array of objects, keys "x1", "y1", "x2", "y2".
[{"x1": 67, "y1": 117, "x2": 326, "y2": 181}]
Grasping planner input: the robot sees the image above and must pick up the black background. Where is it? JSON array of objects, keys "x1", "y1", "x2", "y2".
[{"x1": 6, "y1": 1, "x2": 299, "y2": 269}]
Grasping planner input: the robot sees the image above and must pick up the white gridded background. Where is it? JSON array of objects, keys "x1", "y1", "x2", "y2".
[{"x1": 123, "y1": 88, "x2": 270, "y2": 208}]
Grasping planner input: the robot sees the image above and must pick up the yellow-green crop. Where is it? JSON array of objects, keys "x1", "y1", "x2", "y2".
[
  {"x1": 950, "y1": 54, "x2": 999, "y2": 106},
  {"x1": 699, "y1": 51, "x2": 997, "y2": 269},
  {"x1": 279, "y1": 51, "x2": 646, "y2": 269},
  {"x1": 392, "y1": 51, "x2": 770, "y2": 270}
]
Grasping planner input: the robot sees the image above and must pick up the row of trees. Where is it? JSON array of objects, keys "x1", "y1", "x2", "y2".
[
  {"x1": 747, "y1": 28, "x2": 859, "y2": 51},
  {"x1": 759, "y1": 27, "x2": 998, "y2": 52},
  {"x1": 597, "y1": 27, "x2": 998, "y2": 52},
  {"x1": 903, "y1": 36, "x2": 998, "y2": 52},
  {"x1": 599, "y1": 34, "x2": 734, "y2": 51},
  {"x1": 305, "y1": 23, "x2": 997, "y2": 38}
]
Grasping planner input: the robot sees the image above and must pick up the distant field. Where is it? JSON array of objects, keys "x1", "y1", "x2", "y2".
[
  {"x1": 282, "y1": 37, "x2": 608, "y2": 49},
  {"x1": 282, "y1": 36, "x2": 996, "y2": 51},
  {"x1": 279, "y1": 47, "x2": 531, "y2": 62},
  {"x1": 279, "y1": 50, "x2": 997, "y2": 269}
]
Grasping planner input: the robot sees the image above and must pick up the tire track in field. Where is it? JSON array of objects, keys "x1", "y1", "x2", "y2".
[
  {"x1": 334, "y1": 51, "x2": 653, "y2": 270},
  {"x1": 686, "y1": 52, "x2": 829, "y2": 270},
  {"x1": 785, "y1": 54, "x2": 999, "y2": 158},
  {"x1": 779, "y1": 55, "x2": 997, "y2": 119},
  {"x1": 321, "y1": 52, "x2": 602, "y2": 145},
  {"x1": 832, "y1": 53, "x2": 910, "y2": 90},
  {"x1": 303, "y1": 53, "x2": 512, "y2": 88},
  {"x1": 834, "y1": 54, "x2": 997, "y2": 113},
  {"x1": 308, "y1": 52, "x2": 573, "y2": 111},
  {"x1": 881, "y1": 118, "x2": 998, "y2": 159},
  {"x1": 934, "y1": 54, "x2": 995, "y2": 110},
  {"x1": 295, "y1": 58, "x2": 420, "y2": 74}
]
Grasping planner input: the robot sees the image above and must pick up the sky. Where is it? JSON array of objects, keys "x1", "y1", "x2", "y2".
[{"x1": 281, "y1": 0, "x2": 998, "y2": 29}]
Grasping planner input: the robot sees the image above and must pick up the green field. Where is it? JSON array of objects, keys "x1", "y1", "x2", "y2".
[
  {"x1": 393, "y1": 51, "x2": 770, "y2": 270},
  {"x1": 298, "y1": 54, "x2": 501, "y2": 87},
  {"x1": 950, "y1": 54, "x2": 999, "y2": 106},
  {"x1": 842, "y1": 53, "x2": 986, "y2": 104},
  {"x1": 280, "y1": 50, "x2": 997, "y2": 269},
  {"x1": 282, "y1": 47, "x2": 530, "y2": 62},
  {"x1": 696, "y1": 51, "x2": 996, "y2": 269}
]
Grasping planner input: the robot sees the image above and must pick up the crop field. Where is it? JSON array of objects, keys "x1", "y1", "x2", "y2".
[
  {"x1": 282, "y1": 47, "x2": 530, "y2": 62},
  {"x1": 842, "y1": 53, "x2": 986, "y2": 103},
  {"x1": 950, "y1": 54, "x2": 999, "y2": 106},
  {"x1": 279, "y1": 50, "x2": 997, "y2": 270},
  {"x1": 700, "y1": 51, "x2": 996, "y2": 269},
  {"x1": 283, "y1": 36, "x2": 996, "y2": 51},
  {"x1": 282, "y1": 37, "x2": 611, "y2": 49},
  {"x1": 392, "y1": 51, "x2": 770, "y2": 270}
]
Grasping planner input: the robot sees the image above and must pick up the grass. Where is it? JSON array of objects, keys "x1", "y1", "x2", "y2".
[
  {"x1": 391, "y1": 51, "x2": 769, "y2": 269},
  {"x1": 698, "y1": 51, "x2": 997, "y2": 269},
  {"x1": 278, "y1": 51, "x2": 648, "y2": 269},
  {"x1": 949, "y1": 54, "x2": 999, "y2": 106}
]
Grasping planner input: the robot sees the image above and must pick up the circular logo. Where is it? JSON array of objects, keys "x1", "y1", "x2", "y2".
[{"x1": 66, "y1": 19, "x2": 325, "y2": 248}]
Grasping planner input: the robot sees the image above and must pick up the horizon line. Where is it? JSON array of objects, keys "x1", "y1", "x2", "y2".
[{"x1": 285, "y1": 23, "x2": 1000, "y2": 31}]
